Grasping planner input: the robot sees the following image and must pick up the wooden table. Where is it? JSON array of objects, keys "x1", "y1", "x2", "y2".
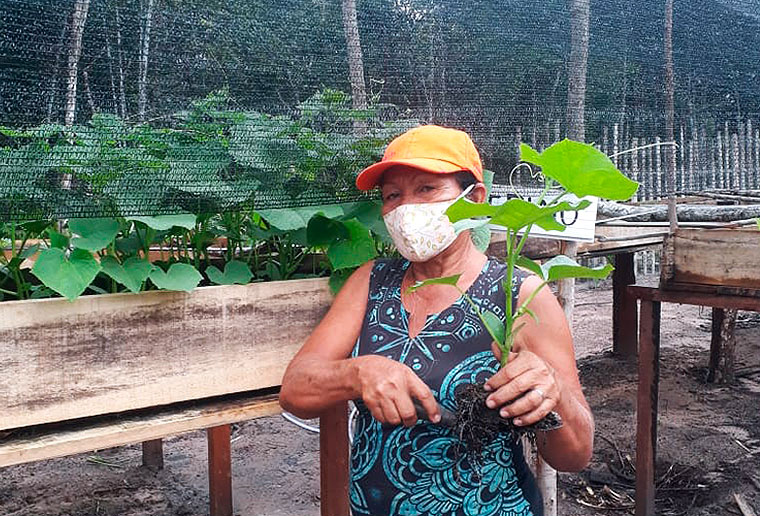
[{"x1": 627, "y1": 285, "x2": 760, "y2": 516}]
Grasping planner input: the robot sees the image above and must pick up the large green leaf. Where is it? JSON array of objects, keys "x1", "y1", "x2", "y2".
[
  {"x1": 540, "y1": 255, "x2": 614, "y2": 282},
  {"x1": 258, "y1": 205, "x2": 344, "y2": 232},
  {"x1": 206, "y1": 260, "x2": 253, "y2": 285},
  {"x1": 341, "y1": 200, "x2": 391, "y2": 243},
  {"x1": 326, "y1": 218, "x2": 377, "y2": 270},
  {"x1": 520, "y1": 140, "x2": 639, "y2": 200},
  {"x1": 101, "y1": 256, "x2": 151, "y2": 293},
  {"x1": 69, "y1": 218, "x2": 120, "y2": 251},
  {"x1": 446, "y1": 198, "x2": 497, "y2": 222},
  {"x1": 31, "y1": 248, "x2": 101, "y2": 300},
  {"x1": 129, "y1": 214, "x2": 197, "y2": 231},
  {"x1": 489, "y1": 198, "x2": 590, "y2": 231},
  {"x1": 149, "y1": 263, "x2": 203, "y2": 292},
  {"x1": 307, "y1": 214, "x2": 350, "y2": 247}
]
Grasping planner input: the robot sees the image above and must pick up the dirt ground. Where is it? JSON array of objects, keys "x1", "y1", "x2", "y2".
[{"x1": 2, "y1": 275, "x2": 759, "y2": 516}]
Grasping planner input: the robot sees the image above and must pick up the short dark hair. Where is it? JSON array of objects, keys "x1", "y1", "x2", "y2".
[{"x1": 454, "y1": 170, "x2": 478, "y2": 194}]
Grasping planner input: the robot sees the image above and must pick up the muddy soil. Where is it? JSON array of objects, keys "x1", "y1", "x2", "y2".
[{"x1": 2, "y1": 276, "x2": 759, "y2": 516}]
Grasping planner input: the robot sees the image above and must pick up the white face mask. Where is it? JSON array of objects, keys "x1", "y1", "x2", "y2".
[{"x1": 383, "y1": 185, "x2": 474, "y2": 262}]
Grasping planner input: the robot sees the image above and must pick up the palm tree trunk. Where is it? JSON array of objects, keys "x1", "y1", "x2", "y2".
[
  {"x1": 341, "y1": 0, "x2": 368, "y2": 134},
  {"x1": 64, "y1": 0, "x2": 91, "y2": 127}
]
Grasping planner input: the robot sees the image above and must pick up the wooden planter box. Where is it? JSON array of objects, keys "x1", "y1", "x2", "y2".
[
  {"x1": 660, "y1": 228, "x2": 760, "y2": 295},
  {"x1": 0, "y1": 278, "x2": 332, "y2": 431}
]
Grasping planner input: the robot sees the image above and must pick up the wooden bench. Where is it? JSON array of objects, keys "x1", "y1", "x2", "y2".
[
  {"x1": 0, "y1": 390, "x2": 350, "y2": 516},
  {"x1": 0, "y1": 278, "x2": 348, "y2": 516}
]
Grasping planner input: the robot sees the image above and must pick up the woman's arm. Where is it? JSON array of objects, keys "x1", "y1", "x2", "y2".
[
  {"x1": 483, "y1": 274, "x2": 594, "y2": 472},
  {"x1": 279, "y1": 261, "x2": 440, "y2": 426}
]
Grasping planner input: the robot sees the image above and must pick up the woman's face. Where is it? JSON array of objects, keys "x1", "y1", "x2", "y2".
[{"x1": 379, "y1": 166, "x2": 473, "y2": 216}]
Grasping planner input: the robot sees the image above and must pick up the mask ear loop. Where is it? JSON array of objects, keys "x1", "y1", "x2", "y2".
[{"x1": 455, "y1": 183, "x2": 476, "y2": 202}]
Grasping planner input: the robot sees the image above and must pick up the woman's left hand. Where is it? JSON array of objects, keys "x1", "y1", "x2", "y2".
[{"x1": 483, "y1": 343, "x2": 562, "y2": 427}]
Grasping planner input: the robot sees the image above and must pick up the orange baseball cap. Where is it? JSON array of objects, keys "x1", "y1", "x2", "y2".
[{"x1": 355, "y1": 125, "x2": 483, "y2": 191}]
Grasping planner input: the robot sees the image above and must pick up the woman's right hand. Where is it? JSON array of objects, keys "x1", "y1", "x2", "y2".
[{"x1": 355, "y1": 355, "x2": 440, "y2": 427}]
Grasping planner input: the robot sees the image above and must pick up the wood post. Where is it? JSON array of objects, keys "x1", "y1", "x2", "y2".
[
  {"x1": 635, "y1": 299, "x2": 661, "y2": 516},
  {"x1": 207, "y1": 425, "x2": 233, "y2": 516},
  {"x1": 320, "y1": 402, "x2": 350, "y2": 516},
  {"x1": 141, "y1": 439, "x2": 164, "y2": 470},
  {"x1": 613, "y1": 252, "x2": 638, "y2": 357}
]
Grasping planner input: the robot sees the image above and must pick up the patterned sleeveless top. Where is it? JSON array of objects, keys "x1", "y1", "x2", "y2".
[{"x1": 350, "y1": 258, "x2": 540, "y2": 516}]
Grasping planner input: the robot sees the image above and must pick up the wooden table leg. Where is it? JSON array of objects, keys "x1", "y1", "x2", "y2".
[
  {"x1": 208, "y1": 425, "x2": 233, "y2": 516},
  {"x1": 707, "y1": 307, "x2": 725, "y2": 383},
  {"x1": 613, "y1": 252, "x2": 638, "y2": 357},
  {"x1": 320, "y1": 402, "x2": 350, "y2": 516},
  {"x1": 142, "y1": 439, "x2": 164, "y2": 470},
  {"x1": 636, "y1": 299, "x2": 661, "y2": 516}
]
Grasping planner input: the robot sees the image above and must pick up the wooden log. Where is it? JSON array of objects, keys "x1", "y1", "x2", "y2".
[
  {"x1": 208, "y1": 425, "x2": 233, "y2": 516},
  {"x1": 0, "y1": 278, "x2": 332, "y2": 431},
  {"x1": 142, "y1": 438, "x2": 164, "y2": 470},
  {"x1": 613, "y1": 252, "x2": 638, "y2": 357},
  {"x1": 598, "y1": 201, "x2": 760, "y2": 223},
  {"x1": 660, "y1": 229, "x2": 760, "y2": 291},
  {"x1": 707, "y1": 308, "x2": 739, "y2": 384},
  {"x1": 635, "y1": 299, "x2": 661, "y2": 516},
  {"x1": 320, "y1": 402, "x2": 350, "y2": 516}
]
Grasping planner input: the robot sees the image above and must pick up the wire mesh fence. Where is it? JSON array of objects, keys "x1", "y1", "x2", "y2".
[{"x1": 2, "y1": 0, "x2": 760, "y2": 219}]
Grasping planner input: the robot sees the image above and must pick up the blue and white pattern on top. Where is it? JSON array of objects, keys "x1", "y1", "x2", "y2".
[{"x1": 350, "y1": 258, "x2": 534, "y2": 516}]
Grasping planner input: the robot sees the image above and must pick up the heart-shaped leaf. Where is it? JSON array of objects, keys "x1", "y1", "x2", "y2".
[
  {"x1": 48, "y1": 230, "x2": 70, "y2": 250},
  {"x1": 69, "y1": 218, "x2": 120, "y2": 251},
  {"x1": 540, "y1": 255, "x2": 614, "y2": 282},
  {"x1": 520, "y1": 140, "x2": 639, "y2": 200},
  {"x1": 307, "y1": 214, "x2": 350, "y2": 247},
  {"x1": 258, "y1": 205, "x2": 344, "y2": 232},
  {"x1": 31, "y1": 248, "x2": 101, "y2": 300},
  {"x1": 489, "y1": 198, "x2": 590, "y2": 231},
  {"x1": 206, "y1": 260, "x2": 253, "y2": 285},
  {"x1": 101, "y1": 256, "x2": 151, "y2": 293},
  {"x1": 326, "y1": 218, "x2": 377, "y2": 270},
  {"x1": 149, "y1": 263, "x2": 203, "y2": 292},
  {"x1": 129, "y1": 214, "x2": 197, "y2": 231}
]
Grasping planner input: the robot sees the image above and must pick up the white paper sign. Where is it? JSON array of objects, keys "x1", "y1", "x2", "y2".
[{"x1": 489, "y1": 186, "x2": 598, "y2": 243}]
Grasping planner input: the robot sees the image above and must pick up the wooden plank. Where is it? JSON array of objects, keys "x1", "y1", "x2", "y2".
[
  {"x1": 0, "y1": 393, "x2": 281, "y2": 467},
  {"x1": 628, "y1": 285, "x2": 760, "y2": 312},
  {"x1": 635, "y1": 299, "x2": 661, "y2": 516},
  {"x1": 320, "y1": 402, "x2": 350, "y2": 516},
  {"x1": 0, "y1": 278, "x2": 331, "y2": 431},
  {"x1": 613, "y1": 252, "x2": 638, "y2": 357},
  {"x1": 660, "y1": 229, "x2": 760, "y2": 292},
  {"x1": 142, "y1": 438, "x2": 164, "y2": 470},
  {"x1": 208, "y1": 425, "x2": 233, "y2": 516}
]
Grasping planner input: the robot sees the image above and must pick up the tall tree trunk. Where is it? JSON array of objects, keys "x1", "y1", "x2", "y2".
[
  {"x1": 46, "y1": 21, "x2": 69, "y2": 122},
  {"x1": 64, "y1": 0, "x2": 91, "y2": 127},
  {"x1": 664, "y1": 0, "x2": 678, "y2": 233},
  {"x1": 138, "y1": 0, "x2": 156, "y2": 123},
  {"x1": 341, "y1": 0, "x2": 368, "y2": 134},
  {"x1": 115, "y1": 4, "x2": 127, "y2": 118},
  {"x1": 560, "y1": 0, "x2": 590, "y2": 324},
  {"x1": 104, "y1": 7, "x2": 119, "y2": 113}
]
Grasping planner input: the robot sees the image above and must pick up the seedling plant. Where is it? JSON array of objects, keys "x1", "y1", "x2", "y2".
[{"x1": 409, "y1": 139, "x2": 639, "y2": 446}]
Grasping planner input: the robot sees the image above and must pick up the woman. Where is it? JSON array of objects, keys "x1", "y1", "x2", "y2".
[{"x1": 280, "y1": 125, "x2": 594, "y2": 516}]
